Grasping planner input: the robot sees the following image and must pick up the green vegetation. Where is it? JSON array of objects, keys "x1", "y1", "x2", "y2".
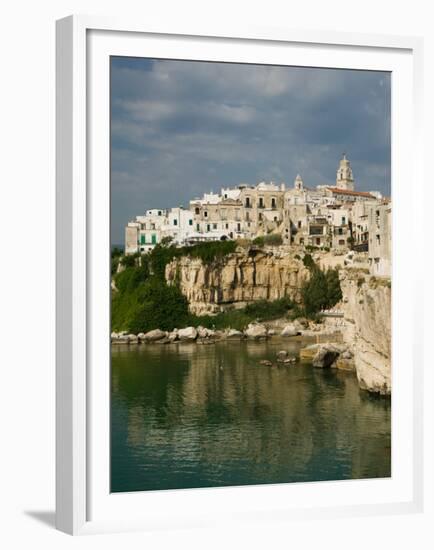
[
  {"x1": 146, "y1": 240, "x2": 238, "y2": 280},
  {"x1": 112, "y1": 241, "x2": 239, "y2": 332},
  {"x1": 302, "y1": 253, "x2": 316, "y2": 271},
  {"x1": 252, "y1": 234, "x2": 283, "y2": 247},
  {"x1": 300, "y1": 257, "x2": 342, "y2": 317},
  {"x1": 111, "y1": 240, "x2": 342, "y2": 332},
  {"x1": 190, "y1": 297, "x2": 295, "y2": 332}
]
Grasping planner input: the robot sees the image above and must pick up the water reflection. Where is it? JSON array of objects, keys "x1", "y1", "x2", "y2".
[{"x1": 111, "y1": 340, "x2": 391, "y2": 492}]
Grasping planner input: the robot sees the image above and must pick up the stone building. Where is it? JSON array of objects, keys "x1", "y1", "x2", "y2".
[
  {"x1": 124, "y1": 154, "x2": 390, "y2": 271},
  {"x1": 368, "y1": 200, "x2": 391, "y2": 277},
  {"x1": 350, "y1": 199, "x2": 377, "y2": 251}
]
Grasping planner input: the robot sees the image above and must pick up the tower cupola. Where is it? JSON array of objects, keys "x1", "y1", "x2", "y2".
[
  {"x1": 294, "y1": 174, "x2": 304, "y2": 191},
  {"x1": 336, "y1": 153, "x2": 354, "y2": 191}
]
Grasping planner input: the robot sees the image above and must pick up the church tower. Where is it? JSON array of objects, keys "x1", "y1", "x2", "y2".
[
  {"x1": 294, "y1": 174, "x2": 304, "y2": 191},
  {"x1": 336, "y1": 153, "x2": 355, "y2": 191}
]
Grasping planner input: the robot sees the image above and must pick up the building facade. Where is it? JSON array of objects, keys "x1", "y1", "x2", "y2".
[{"x1": 124, "y1": 154, "x2": 391, "y2": 275}]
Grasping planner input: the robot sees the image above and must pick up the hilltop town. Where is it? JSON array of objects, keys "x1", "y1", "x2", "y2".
[{"x1": 125, "y1": 154, "x2": 391, "y2": 277}]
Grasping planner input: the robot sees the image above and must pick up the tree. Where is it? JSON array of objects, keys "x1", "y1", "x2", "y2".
[
  {"x1": 325, "y1": 268, "x2": 342, "y2": 308},
  {"x1": 302, "y1": 269, "x2": 329, "y2": 315}
]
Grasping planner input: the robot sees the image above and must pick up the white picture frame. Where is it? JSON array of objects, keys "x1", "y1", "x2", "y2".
[{"x1": 56, "y1": 15, "x2": 424, "y2": 535}]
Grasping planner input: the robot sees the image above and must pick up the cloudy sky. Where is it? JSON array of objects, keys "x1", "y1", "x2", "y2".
[{"x1": 111, "y1": 57, "x2": 391, "y2": 245}]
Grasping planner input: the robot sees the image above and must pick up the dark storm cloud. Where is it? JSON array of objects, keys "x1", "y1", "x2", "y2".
[{"x1": 111, "y1": 58, "x2": 391, "y2": 244}]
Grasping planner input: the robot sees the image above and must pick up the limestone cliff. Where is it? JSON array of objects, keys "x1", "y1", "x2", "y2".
[
  {"x1": 340, "y1": 269, "x2": 391, "y2": 395},
  {"x1": 165, "y1": 246, "x2": 309, "y2": 315}
]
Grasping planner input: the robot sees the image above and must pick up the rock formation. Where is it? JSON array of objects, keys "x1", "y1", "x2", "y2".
[
  {"x1": 165, "y1": 246, "x2": 309, "y2": 315},
  {"x1": 340, "y1": 269, "x2": 391, "y2": 395}
]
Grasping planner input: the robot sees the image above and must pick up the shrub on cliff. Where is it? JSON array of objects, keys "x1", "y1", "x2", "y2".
[
  {"x1": 300, "y1": 262, "x2": 342, "y2": 317},
  {"x1": 147, "y1": 241, "x2": 238, "y2": 281},
  {"x1": 112, "y1": 276, "x2": 190, "y2": 333},
  {"x1": 325, "y1": 268, "x2": 343, "y2": 305},
  {"x1": 244, "y1": 297, "x2": 294, "y2": 320},
  {"x1": 194, "y1": 310, "x2": 252, "y2": 332},
  {"x1": 186, "y1": 240, "x2": 237, "y2": 263},
  {"x1": 253, "y1": 234, "x2": 283, "y2": 247},
  {"x1": 302, "y1": 253, "x2": 316, "y2": 271}
]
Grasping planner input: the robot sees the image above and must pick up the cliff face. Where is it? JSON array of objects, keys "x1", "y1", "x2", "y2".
[
  {"x1": 165, "y1": 247, "x2": 309, "y2": 315},
  {"x1": 340, "y1": 269, "x2": 391, "y2": 395}
]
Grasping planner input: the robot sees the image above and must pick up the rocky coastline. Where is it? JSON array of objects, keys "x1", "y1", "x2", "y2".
[
  {"x1": 111, "y1": 319, "x2": 359, "y2": 374},
  {"x1": 112, "y1": 246, "x2": 391, "y2": 396}
]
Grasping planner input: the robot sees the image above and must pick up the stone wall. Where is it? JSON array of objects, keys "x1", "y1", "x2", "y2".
[
  {"x1": 340, "y1": 269, "x2": 391, "y2": 395},
  {"x1": 165, "y1": 246, "x2": 309, "y2": 315}
]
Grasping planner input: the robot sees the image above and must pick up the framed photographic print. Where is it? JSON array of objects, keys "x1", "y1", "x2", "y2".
[{"x1": 56, "y1": 15, "x2": 424, "y2": 535}]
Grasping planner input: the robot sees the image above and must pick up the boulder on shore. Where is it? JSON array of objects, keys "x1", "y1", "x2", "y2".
[
  {"x1": 197, "y1": 326, "x2": 215, "y2": 339},
  {"x1": 226, "y1": 328, "x2": 244, "y2": 339},
  {"x1": 143, "y1": 329, "x2": 167, "y2": 342},
  {"x1": 245, "y1": 323, "x2": 267, "y2": 339},
  {"x1": 312, "y1": 344, "x2": 342, "y2": 368},
  {"x1": 178, "y1": 326, "x2": 198, "y2": 341},
  {"x1": 276, "y1": 350, "x2": 289, "y2": 362},
  {"x1": 281, "y1": 324, "x2": 299, "y2": 337}
]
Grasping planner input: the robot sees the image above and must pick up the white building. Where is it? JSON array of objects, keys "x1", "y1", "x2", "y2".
[{"x1": 124, "y1": 155, "x2": 390, "y2": 264}]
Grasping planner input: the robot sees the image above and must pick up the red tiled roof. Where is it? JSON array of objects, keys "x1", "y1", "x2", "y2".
[{"x1": 326, "y1": 187, "x2": 375, "y2": 198}]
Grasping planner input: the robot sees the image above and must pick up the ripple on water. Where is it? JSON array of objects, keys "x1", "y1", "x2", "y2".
[{"x1": 111, "y1": 340, "x2": 391, "y2": 492}]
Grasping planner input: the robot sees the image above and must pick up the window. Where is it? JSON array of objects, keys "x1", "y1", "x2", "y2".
[
  {"x1": 151, "y1": 234, "x2": 157, "y2": 244},
  {"x1": 224, "y1": 194, "x2": 227, "y2": 199},
  {"x1": 237, "y1": 223, "x2": 241, "y2": 232},
  {"x1": 245, "y1": 211, "x2": 250, "y2": 221},
  {"x1": 225, "y1": 223, "x2": 229, "y2": 229},
  {"x1": 316, "y1": 238, "x2": 321, "y2": 245},
  {"x1": 259, "y1": 197, "x2": 264, "y2": 208},
  {"x1": 376, "y1": 234, "x2": 381, "y2": 244},
  {"x1": 338, "y1": 227, "x2": 343, "y2": 235},
  {"x1": 196, "y1": 223, "x2": 200, "y2": 231},
  {"x1": 207, "y1": 224, "x2": 210, "y2": 232},
  {"x1": 173, "y1": 219, "x2": 178, "y2": 226},
  {"x1": 309, "y1": 226, "x2": 323, "y2": 236},
  {"x1": 339, "y1": 239, "x2": 345, "y2": 245},
  {"x1": 271, "y1": 197, "x2": 276, "y2": 209},
  {"x1": 158, "y1": 211, "x2": 162, "y2": 216},
  {"x1": 245, "y1": 197, "x2": 251, "y2": 208},
  {"x1": 298, "y1": 221, "x2": 302, "y2": 229},
  {"x1": 274, "y1": 216, "x2": 277, "y2": 222},
  {"x1": 258, "y1": 213, "x2": 263, "y2": 221},
  {"x1": 195, "y1": 207, "x2": 200, "y2": 215},
  {"x1": 213, "y1": 223, "x2": 217, "y2": 229},
  {"x1": 204, "y1": 211, "x2": 208, "y2": 218},
  {"x1": 151, "y1": 223, "x2": 155, "y2": 230},
  {"x1": 341, "y1": 216, "x2": 346, "y2": 225},
  {"x1": 188, "y1": 219, "x2": 193, "y2": 226},
  {"x1": 220, "y1": 208, "x2": 227, "y2": 220},
  {"x1": 140, "y1": 235, "x2": 146, "y2": 244}
]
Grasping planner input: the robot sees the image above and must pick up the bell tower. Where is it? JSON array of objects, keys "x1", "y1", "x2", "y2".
[
  {"x1": 294, "y1": 174, "x2": 304, "y2": 191},
  {"x1": 336, "y1": 153, "x2": 354, "y2": 191}
]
